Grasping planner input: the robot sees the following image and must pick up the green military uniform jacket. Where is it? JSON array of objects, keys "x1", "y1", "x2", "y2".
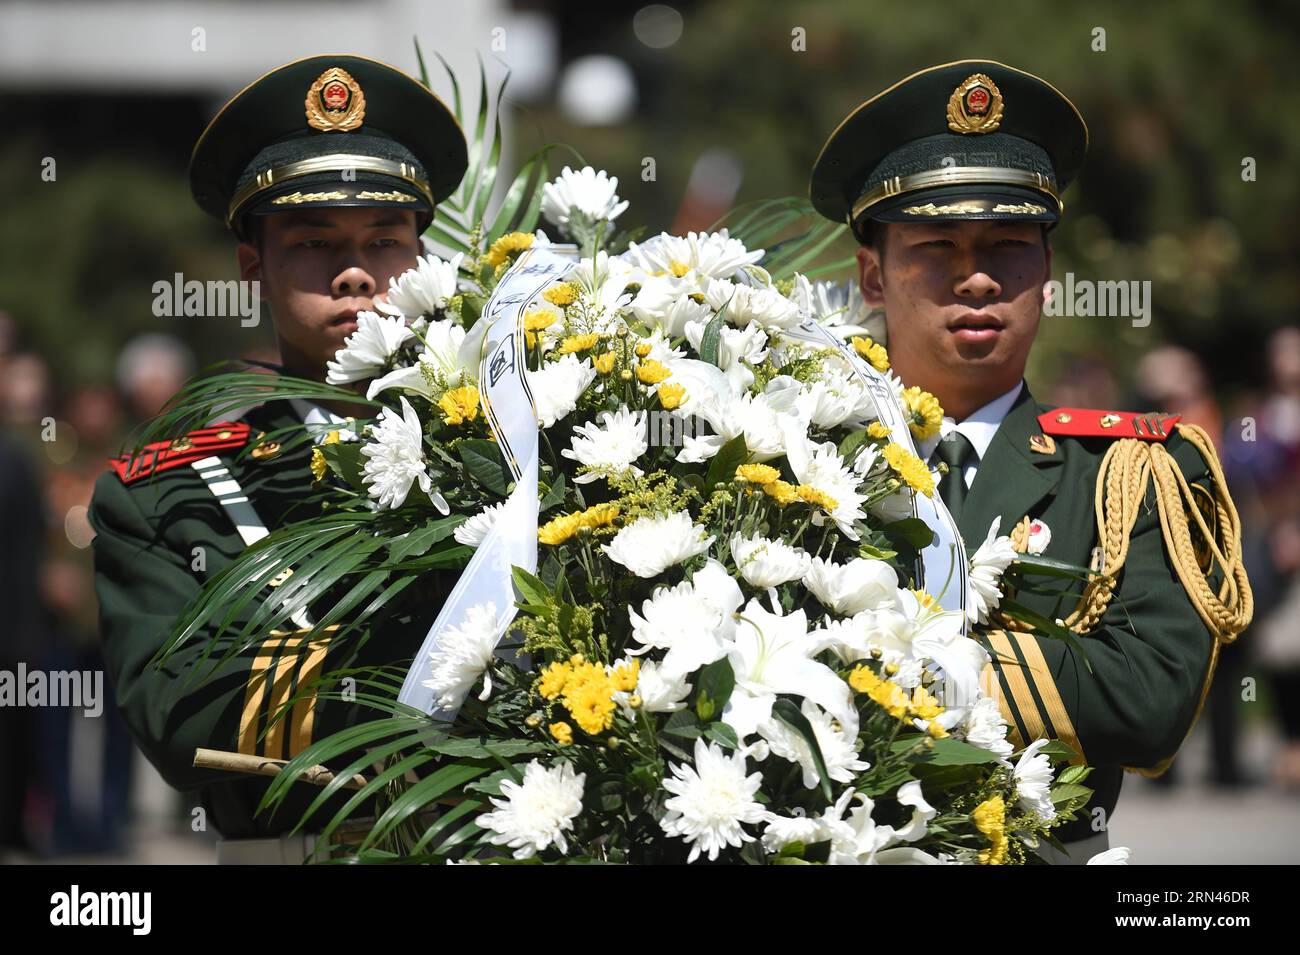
[
  {"x1": 956, "y1": 384, "x2": 1234, "y2": 844},
  {"x1": 88, "y1": 397, "x2": 435, "y2": 838}
]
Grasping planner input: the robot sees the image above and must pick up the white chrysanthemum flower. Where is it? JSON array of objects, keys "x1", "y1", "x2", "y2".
[
  {"x1": 527, "y1": 354, "x2": 596, "y2": 428},
  {"x1": 729, "y1": 532, "x2": 810, "y2": 589},
  {"x1": 614, "y1": 659, "x2": 692, "y2": 718},
  {"x1": 422, "y1": 601, "x2": 504, "y2": 711},
  {"x1": 326, "y1": 311, "x2": 415, "y2": 385},
  {"x1": 761, "y1": 812, "x2": 828, "y2": 853},
  {"x1": 796, "y1": 368, "x2": 873, "y2": 430},
  {"x1": 1013, "y1": 738, "x2": 1057, "y2": 823},
  {"x1": 453, "y1": 501, "x2": 508, "y2": 548},
  {"x1": 631, "y1": 282, "x2": 713, "y2": 337},
  {"x1": 602, "y1": 510, "x2": 715, "y2": 579},
  {"x1": 675, "y1": 374, "x2": 804, "y2": 464},
  {"x1": 382, "y1": 252, "x2": 464, "y2": 318},
  {"x1": 541, "y1": 166, "x2": 629, "y2": 233},
  {"x1": 569, "y1": 250, "x2": 636, "y2": 331},
  {"x1": 957, "y1": 695, "x2": 1014, "y2": 759},
  {"x1": 627, "y1": 559, "x2": 742, "y2": 677},
  {"x1": 781, "y1": 419, "x2": 869, "y2": 540},
  {"x1": 361, "y1": 396, "x2": 447, "y2": 512},
  {"x1": 622, "y1": 229, "x2": 764, "y2": 282},
  {"x1": 705, "y1": 278, "x2": 801, "y2": 330},
  {"x1": 791, "y1": 274, "x2": 876, "y2": 337},
  {"x1": 660, "y1": 738, "x2": 767, "y2": 862},
  {"x1": 967, "y1": 516, "x2": 1019, "y2": 625},
  {"x1": 477, "y1": 759, "x2": 586, "y2": 860},
  {"x1": 1086, "y1": 847, "x2": 1132, "y2": 865},
  {"x1": 760, "y1": 700, "x2": 870, "y2": 790},
  {"x1": 804, "y1": 556, "x2": 900, "y2": 616},
  {"x1": 561, "y1": 406, "x2": 648, "y2": 484}
]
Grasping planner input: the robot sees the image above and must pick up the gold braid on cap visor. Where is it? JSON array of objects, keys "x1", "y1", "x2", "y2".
[
  {"x1": 850, "y1": 166, "x2": 1063, "y2": 224},
  {"x1": 225, "y1": 153, "x2": 435, "y2": 227}
]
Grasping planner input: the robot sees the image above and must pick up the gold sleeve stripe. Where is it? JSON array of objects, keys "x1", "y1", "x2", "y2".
[
  {"x1": 262, "y1": 635, "x2": 308, "y2": 760},
  {"x1": 985, "y1": 629, "x2": 1047, "y2": 745},
  {"x1": 1009, "y1": 632, "x2": 1086, "y2": 765},
  {"x1": 979, "y1": 660, "x2": 1025, "y2": 750},
  {"x1": 288, "y1": 637, "x2": 334, "y2": 758},
  {"x1": 238, "y1": 634, "x2": 287, "y2": 756}
]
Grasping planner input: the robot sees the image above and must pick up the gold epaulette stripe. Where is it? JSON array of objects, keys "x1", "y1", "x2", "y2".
[
  {"x1": 238, "y1": 635, "x2": 287, "y2": 756},
  {"x1": 979, "y1": 660, "x2": 1025, "y2": 750},
  {"x1": 985, "y1": 630, "x2": 1046, "y2": 747},
  {"x1": 261, "y1": 635, "x2": 308, "y2": 759},
  {"x1": 289, "y1": 637, "x2": 334, "y2": 758},
  {"x1": 1008, "y1": 631, "x2": 1086, "y2": 765}
]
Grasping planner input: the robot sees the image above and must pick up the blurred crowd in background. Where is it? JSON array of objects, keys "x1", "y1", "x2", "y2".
[{"x1": 0, "y1": 0, "x2": 1297, "y2": 860}]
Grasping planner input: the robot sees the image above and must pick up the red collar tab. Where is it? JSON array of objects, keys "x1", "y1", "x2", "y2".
[
  {"x1": 109, "y1": 421, "x2": 252, "y2": 484},
  {"x1": 1037, "y1": 408, "x2": 1181, "y2": 442}
]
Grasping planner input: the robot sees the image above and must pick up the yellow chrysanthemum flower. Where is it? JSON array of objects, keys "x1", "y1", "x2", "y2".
[
  {"x1": 796, "y1": 484, "x2": 839, "y2": 514},
  {"x1": 763, "y1": 479, "x2": 800, "y2": 506},
  {"x1": 559, "y1": 334, "x2": 600, "y2": 355},
  {"x1": 657, "y1": 382, "x2": 686, "y2": 410},
  {"x1": 592, "y1": 352, "x2": 616, "y2": 374},
  {"x1": 537, "y1": 661, "x2": 572, "y2": 699},
  {"x1": 542, "y1": 282, "x2": 579, "y2": 306},
  {"x1": 634, "y1": 341, "x2": 653, "y2": 358},
  {"x1": 577, "y1": 501, "x2": 620, "y2": 529},
  {"x1": 310, "y1": 447, "x2": 328, "y2": 483},
  {"x1": 549, "y1": 721, "x2": 574, "y2": 746},
  {"x1": 867, "y1": 421, "x2": 892, "y2": 440},
  {"x1": 484, "y1": 231, "x2": 534, "y2": 268},
  {"x1": 736, "y1": 463, "x2": 780, "y2": 485},
  {"x1": 438, "y1": 385, "x2": 480, "y2": 426},
  {"x1": 538, "y1": 513, "x2": 584, "y2": 546},
  {"x1": 635, "y1": 359, "x2": 672, "y2": 385},
  {"x1": 910, "y1": 684, "x2": 945, "y2": 721},
  {"x1": 883, "y1": 442, "x2": 936, "y2": 498},
  {"x1": 523, "y1": 306, "x2": 558, "y2": 349},
  {"x1": 902, "y1": 386, "x2": 944, "y2": 440},
  {"x1": 610, "y1": 658, "x2": 640, "y2": 693},
  {"x1": 927, "y1": 720, "x2": 949, "y2": 739},
  {"x1": 972, "y1": 796, "x2": 1009, "y2": 865},
  {"x1": 847, "y1": 665, "x2": 910, "y2": 720},
  {"x1": 851, "y1": 336, "x2": 890, "y2": 372}
]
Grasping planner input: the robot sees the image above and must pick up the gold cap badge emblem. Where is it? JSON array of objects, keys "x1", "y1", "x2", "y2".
[
  {"x1": 946, "y1": 73, "x2": 1004, "y2": 134},
  {"x1": 305, "y1": 67, "x2": 366, "y2": 132}
]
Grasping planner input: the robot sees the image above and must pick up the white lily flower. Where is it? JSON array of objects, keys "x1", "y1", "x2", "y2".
[
  {"x1": 541, "y1": 165, "x2": 629, "y2": 232},
  {"x1": 659, "y1": 738, "x2": 767, "y2": 862},
  {"x1": 561, "y1": 405, "x2": 648, "y2": 484},
  {"x1": 729, "y1": 532, "x2": 810, "y2": 589},
  {"x1": 804, "y1": 556, "x2": 900, "y2": 616},
  {"x1": 723, "y1": 599, "x2": 856, "y2": 740},
  {"x1": 360, "y1": 396, "x2": 447, "y2": 513},
  {"x1": 857, "y1": 589, "x2": 987, "y2": 704},
  {"x1": 326, "y1": 310, "x2": 415, "y2": 385},
  {"x1": 1086, "y1": 846, "x2": 1132, "y2": 865},
  {"x1": 477, "y1": 759, "x2": 586, "y2": 860},
  {"x1": 603, "y1": 510, "x2": 715, "y2": 579}
]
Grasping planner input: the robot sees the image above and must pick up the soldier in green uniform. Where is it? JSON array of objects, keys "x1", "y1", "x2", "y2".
[
  {"x1": 88, "y1": 55, "x2": 468, "y2": 861},
  {"x1": 810, "y1": 60, "x2": 1253, "y2": 863}
]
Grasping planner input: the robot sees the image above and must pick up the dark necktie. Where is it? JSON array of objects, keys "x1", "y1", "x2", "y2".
[{"x1": 933, "y1": 431, "x2": 976, "y2": 523}]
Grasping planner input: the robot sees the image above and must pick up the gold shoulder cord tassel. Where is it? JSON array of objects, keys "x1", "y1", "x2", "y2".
[{"x1": 1061, "y1": 423, "x2": 1254, "y2": 777}]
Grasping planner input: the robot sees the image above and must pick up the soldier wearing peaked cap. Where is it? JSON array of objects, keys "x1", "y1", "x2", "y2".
[
  {"x1": 811, "y1": 61, "x2": 1253, "y2": 863},
  {"x1": 87, "y1": 55, "x2": 468, "y2": 861}
]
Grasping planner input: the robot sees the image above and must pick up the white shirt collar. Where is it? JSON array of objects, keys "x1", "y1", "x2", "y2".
[
  {"x1": 918, "y1": 379, "x2": 1025, "y2": 464},
  {"x1": 288, "y1": 396, "x2": 353, "y2": 444}
]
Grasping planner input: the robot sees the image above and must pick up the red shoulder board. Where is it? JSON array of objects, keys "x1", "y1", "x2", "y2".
[
  {"x1": 109, "y1": 421, "x2": 252, "y2": 484},
  {"x1": 1038, "y1": 408, "x2": 1181, "y2": 442}
]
